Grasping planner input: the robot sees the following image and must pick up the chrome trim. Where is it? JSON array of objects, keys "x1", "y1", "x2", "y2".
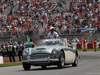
[
  {"x1": 22, "y1": 60, "x2": 29, "y2": 62},
  {"x1": 30, "y1": 54, "x2": 49, "y2": 59},
  {"x1": 22, "y1": 58, "x2": 59, "y2": 63}
]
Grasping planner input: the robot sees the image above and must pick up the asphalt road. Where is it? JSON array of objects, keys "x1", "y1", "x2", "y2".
[{"x1": 0, "y1": 51, "x2": 100, "y2": 75}]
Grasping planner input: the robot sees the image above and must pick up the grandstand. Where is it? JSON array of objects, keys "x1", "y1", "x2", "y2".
[{"x1": 0, "y1": 0, "x2": 100, "y2": 42}]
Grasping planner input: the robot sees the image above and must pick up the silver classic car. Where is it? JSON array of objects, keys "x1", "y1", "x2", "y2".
[{"x1": 22, "y1": 39, "x2": 78, "y2": 70}]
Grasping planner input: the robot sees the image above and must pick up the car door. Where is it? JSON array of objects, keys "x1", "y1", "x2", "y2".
[{"x1": 64, "y1": 49, "x2": 76, "y2": 64}]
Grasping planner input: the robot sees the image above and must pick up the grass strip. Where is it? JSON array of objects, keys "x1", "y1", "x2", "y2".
[
  {"x1": 0, "y1": 62, "x2": 22, "y2": 67},
  {"x1": 78, "y1": 49, "x2": 100, "y2": 51}
]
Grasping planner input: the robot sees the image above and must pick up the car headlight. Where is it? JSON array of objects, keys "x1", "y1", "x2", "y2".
[{"x1": 52, "y1": 49, "x2": 58, "y2": 55}]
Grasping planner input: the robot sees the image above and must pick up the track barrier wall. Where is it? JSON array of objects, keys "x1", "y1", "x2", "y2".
[
  {"x1": 87, "y1": 43, "x2": 93, "y2": 49},
  {"x1": 75, "y1": 42, "x2": 100, "y2": 49}
]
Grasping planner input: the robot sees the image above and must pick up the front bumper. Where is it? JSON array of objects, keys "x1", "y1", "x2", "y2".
[{"x1": 22, "y1": 58, "x2": 59, "y2": 65}]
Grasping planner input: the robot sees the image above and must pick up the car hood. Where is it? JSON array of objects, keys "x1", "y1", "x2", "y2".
[{"x1": 30, "y1": 45, "x2": 58, "y2": 55}]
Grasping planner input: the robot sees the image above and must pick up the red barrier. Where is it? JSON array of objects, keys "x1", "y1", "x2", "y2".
[
  {"x1": 99, "y1": 43, "x2": 100, "y2": 49},
  {"x1": 4, "y1": 59, "x2": 19, "y2": 63},
  {"x1": 87, "y1": 43, "x2": 93, "y2": 49},
  {"x1": 5, "y1": 46, "x2": 7, "y2": 48},
  {"x1": 77, "y1": 43, "x2": 82, "y2": 49}
]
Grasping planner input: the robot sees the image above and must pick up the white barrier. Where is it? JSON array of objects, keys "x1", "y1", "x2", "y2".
[
  {"x1": 0, "y1": 56, "x2": 3, "y2": 64},
  {"x1": 97, "y1": 42, "x2": 100, "y2": 49},
  {"x1": 86, "y1": 43, "x2": 88, "y2": 49}
]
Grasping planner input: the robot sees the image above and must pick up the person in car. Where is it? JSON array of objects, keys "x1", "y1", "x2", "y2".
[{"x1": 47, "y1": 27, "x2": 59, "y2": 39}]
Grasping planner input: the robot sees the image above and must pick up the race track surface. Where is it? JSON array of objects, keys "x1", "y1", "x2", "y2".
[{"x1": 0, "y1": 51, "x2": 100, "y2": 75}]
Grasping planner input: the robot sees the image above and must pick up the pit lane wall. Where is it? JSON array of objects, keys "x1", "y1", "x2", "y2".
[{"x1": 73, "y1": 42, "x2": 100, "y2": 49}]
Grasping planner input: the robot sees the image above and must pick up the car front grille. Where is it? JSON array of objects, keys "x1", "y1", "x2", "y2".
[{"x1": 30, "y1": 54, "x2": 49, "y2": 59}]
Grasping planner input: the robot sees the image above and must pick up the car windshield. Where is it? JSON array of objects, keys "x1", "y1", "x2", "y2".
[{"x1": 37, "y1": 39, "x2": 67, "y2": 46}]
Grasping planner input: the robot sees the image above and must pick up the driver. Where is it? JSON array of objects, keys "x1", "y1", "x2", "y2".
[
  {"x1": 68, "y1": 38, "x2": 72, "y2": 47},
  {"x1": 47, "y1": 27, "x2": 59, "y2": 39}
]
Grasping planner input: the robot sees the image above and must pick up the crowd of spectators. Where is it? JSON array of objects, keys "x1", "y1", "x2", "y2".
[
  {"x1": 44, "y1": 0, "x2": 100, "y2": 34},
  {"x1": 0, "y1": 0, "x2": 61, "y2": 37},
  {"x1": 0, "y1": 0, "x2": 100, "y2": 41}
]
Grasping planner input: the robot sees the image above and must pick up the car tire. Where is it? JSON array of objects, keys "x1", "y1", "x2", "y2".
[
  {"x1": 23, "y1": 63, "x2": 31, "y2": 71},
  {"x1": 57, "y1": 51, "x2": 65, "y2": 69},
  {"x1": 41, "y1": 66, "x2": 46, "y2": 69},
  {"x1": 72, "y1": 57, "x2": 78, "y2": 67}
]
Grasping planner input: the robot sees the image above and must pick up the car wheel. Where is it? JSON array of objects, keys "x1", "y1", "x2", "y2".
[
  {"x1": 41, "y1": 66, "x2": 46, "y2": 69},
  {"x1": 72, "y1": 57, "x2": 78, "y2": 67},
  {"x1": 23, "y1": 63, "x2": 31, "y2": 71},
  {"x1": 57, "y1": 51, "x2": 65, "y2": 68}
]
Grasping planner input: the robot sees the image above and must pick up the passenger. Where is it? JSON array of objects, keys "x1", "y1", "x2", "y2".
[{"x1": 47, "y1": 27, "x2": 59, "y2": 39}]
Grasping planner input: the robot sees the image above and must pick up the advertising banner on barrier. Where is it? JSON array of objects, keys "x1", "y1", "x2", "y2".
[
  {"x1": 81, "y1": 28, "x2": 88, "y2": 33},
  {"x1": 77, "y1": 43, "x2": 82, "y2": 49},
  {"x1": 87, "y1": 43, "x2": 93, "y2": 49},
  {"x1": 81, "y1": 28, "x2": 95, "y2": 33}
]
